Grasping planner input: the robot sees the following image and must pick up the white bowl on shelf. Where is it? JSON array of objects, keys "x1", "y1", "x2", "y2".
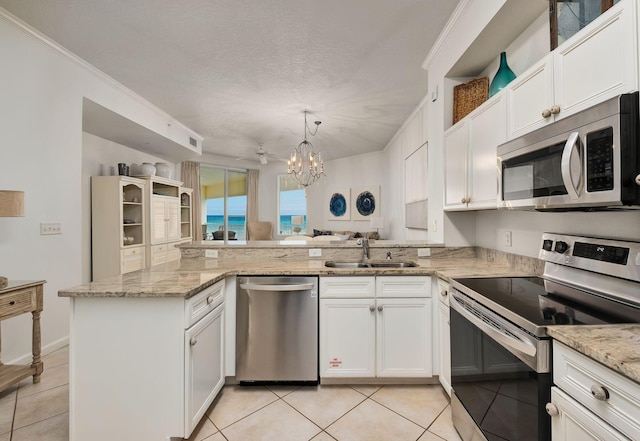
[{"x1": 155, "y1": 162, "x2": 173, "y2": 179}]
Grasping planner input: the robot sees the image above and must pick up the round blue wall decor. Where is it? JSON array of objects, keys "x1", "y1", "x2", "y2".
[
  {"x1": 329, "y1": 193, "x2": 347, "y2": 217},
  {"x1": 356, "y1": 191, "x2": 376, "y2": 216}
]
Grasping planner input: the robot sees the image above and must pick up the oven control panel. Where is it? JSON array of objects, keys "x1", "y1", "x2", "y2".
[{"x1": 539, "y1": 233, "x2": 640, "y2": 283}]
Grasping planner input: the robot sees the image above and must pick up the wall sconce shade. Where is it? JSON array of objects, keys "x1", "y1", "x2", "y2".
[{"x1": 0, "y1": 191, "x2": 24, "y2": 217}]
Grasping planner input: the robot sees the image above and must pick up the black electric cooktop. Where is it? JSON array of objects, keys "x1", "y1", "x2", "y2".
[{"x1": 452, "y1": 277, "x2": 630, "y2": 332}]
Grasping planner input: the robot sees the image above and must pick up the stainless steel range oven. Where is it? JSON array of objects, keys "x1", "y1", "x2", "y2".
[{"x1": 449, "y1": 233, "x2": 640, "y2": 441}]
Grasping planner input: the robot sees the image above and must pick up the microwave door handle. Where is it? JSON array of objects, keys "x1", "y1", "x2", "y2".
[{"x1": 561, "y1": 131, "x2": 582, "y2": 200}]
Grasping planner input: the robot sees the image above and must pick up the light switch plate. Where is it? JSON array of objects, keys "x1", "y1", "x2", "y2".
[
  {"x1": 205, "y1": 249, "x2": 218, "y2": 258},
  {"x1": 309, "y1": 248, "x2": 322, "y2": 257}
]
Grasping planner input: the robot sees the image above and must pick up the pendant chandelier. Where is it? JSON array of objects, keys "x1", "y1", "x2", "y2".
[{"x1": 287, "y1": 110, "x2": 325, "y2": 187}]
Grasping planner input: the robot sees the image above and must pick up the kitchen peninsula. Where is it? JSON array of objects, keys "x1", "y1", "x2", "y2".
[{"x1": 60, "y1": 243, "x2": 540, "y2": 440}]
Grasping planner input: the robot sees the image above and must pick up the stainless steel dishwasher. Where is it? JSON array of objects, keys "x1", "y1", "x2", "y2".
[{"x1": 236, "y1": 276, "x2": 318, "y2": 383}]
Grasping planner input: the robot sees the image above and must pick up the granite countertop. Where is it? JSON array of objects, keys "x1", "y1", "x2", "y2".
[
  {"x1": 58, "y1": 256, "x2": 532, "y2": 298},
  {"x1": 547, "y1": 325, "x2": 640, "y2": 384},
  {"x1": 183, "y1": 239, "x2": 446, "y2": 249}
]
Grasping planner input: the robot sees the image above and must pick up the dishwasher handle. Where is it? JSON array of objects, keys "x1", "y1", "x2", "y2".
[{"x1": 239, "y1": 282, "x2": 315, "y2": 292}]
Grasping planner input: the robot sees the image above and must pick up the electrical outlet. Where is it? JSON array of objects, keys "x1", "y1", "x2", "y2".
[
  {"x1": 432, "y1": 220, "x2": 437, "y2": 232},
  {"x1": 505, "y1": 231, "x2": 512, "y2": 247},
  {"x1": 309, "y1": 248, "x2": 322, "y2": 257},
  {"x1": 40, "y1": 222, "x2": 62, "y2": 235},
  {"x1": 205, "y1": 249, "x2": 218, "y2": 258},
  {"x1": 418, "y1": 248, "x2": 431, "y2": 257}
]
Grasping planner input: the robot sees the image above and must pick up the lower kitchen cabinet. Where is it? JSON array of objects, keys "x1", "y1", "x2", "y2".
[
  {"x1": 319, "y1": 276, "x2": 432, "y2": 379},
  {"x1": 68, "y1": 279, "x2": 225, "y2": 441}
]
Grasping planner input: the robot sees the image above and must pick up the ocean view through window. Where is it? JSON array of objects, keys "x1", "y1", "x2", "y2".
[
  {"x1": 201, "y1": 167, "x2": 247, "y2": 240},
  {"x1": 278, "y1": 174, "x2": 307, "y2": 235}
]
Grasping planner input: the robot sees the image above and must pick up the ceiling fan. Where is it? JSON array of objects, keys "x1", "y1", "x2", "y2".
[{"x1": 236, "y1": 144, "x2": 284, "y2": 165}]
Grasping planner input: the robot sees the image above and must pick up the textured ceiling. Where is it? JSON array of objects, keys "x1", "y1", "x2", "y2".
[{"x1": 0, "y1": 0, "x2": 458, "y2": 163}]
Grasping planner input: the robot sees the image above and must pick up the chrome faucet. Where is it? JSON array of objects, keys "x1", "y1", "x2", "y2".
[{"x1": 357, "y1": 237, "x2": 370, "y2": 260}]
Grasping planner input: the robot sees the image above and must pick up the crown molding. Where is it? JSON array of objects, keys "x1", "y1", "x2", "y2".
[{"x1": 422, "y1": 0, "x2": 475, "y2": 70}]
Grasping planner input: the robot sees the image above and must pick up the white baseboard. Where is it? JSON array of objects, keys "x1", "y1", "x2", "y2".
[{"x1": 6, "y1": 335, "x2": 69, "y2": 365}]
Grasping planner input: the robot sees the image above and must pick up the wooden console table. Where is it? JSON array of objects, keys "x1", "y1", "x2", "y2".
[{"x1": 0, "y1": 280, "x2": 45, "y2": 390}]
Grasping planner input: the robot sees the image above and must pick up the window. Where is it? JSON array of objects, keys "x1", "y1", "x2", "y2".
[
  {"x1": 278, "y1": 175, "x2": 307, "y2": 236},
  {"x1": 201, "y1": 167, "x2": 247, "y2": 241}
]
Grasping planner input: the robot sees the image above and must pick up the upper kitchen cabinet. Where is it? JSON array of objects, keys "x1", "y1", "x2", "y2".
[
  {"x1": 82, "y1": 98, "x2": 203, "y2": 163},
  {"x1": 444, "y1": 94, "x2": 505, "y2": 211},
  {"x1": 507, "y1": 0, "x2": 638, "y2": 139},
  {"x1": 403, "y1": 101, "x2": 429, "y2": 159}
]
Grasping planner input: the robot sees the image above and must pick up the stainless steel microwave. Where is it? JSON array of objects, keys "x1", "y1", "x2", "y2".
[{"x1": 497, "y1": 92, "x2": 639, "y2": 210}]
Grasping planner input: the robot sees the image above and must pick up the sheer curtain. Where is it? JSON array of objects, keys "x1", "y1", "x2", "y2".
[
  {"x1": 180, "y1": 161, "x2": 202, "y2": 240},
  {"x1": 246, "y1": 169, "x2": 259, "y2": 238}
]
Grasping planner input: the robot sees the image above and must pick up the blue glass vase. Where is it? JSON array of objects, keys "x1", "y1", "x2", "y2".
[{"x1": 489, "y1": 52, "x2": 516, "y2": 97}]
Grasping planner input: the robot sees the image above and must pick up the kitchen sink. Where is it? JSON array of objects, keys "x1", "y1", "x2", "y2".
[
  {"x1": 324, "y1": 260, "x2": 417, "y2": 268},
  {"x1": 369, "y1": 261, "x2": 417, "y2": 268},
  {"x1": 324, "y1": 261, "x2": 371, "y2": 268}
]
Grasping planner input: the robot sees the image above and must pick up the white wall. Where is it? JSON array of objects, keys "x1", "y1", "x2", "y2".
[{"x1": 0, "y1": 11, "x2": 194, "y2": 362}]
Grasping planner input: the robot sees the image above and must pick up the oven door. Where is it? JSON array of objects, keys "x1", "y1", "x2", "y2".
[{"x1": 449, "y1": 290, "x2": 551, "y2": 441}]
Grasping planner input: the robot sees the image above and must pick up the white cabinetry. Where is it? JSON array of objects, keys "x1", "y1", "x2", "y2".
[
  {"x1": 548, "y1": 341, "x2": 640, "y2": 441},
  {"x1": 436, "y1": 279, "x2": 451, "y2": 395},
  {"x1": 507, "y1": 1, "x2": 637, "y2": 140},
  {"x1": 91, "y1": 176, "x2": 146, "y2": 280},
  {"x1": 444, "y1": 94, "x2": 505, "y2": 210},
  {"x1": 180, "y1": 187, "x2": 193, "y2": 242},
  {"x1": 69, "y1": 279, "x2": 225, "y2": 440},
  {"x1": 143, "y1": 176, "x2": 188, "y2": 265},
  {"x1": 319, "y1": 276, "x2": 432, "y2": 379}
]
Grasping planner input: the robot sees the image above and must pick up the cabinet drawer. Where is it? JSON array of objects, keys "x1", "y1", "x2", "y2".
[
  {"x1": 151, "y1": 244, "x2": 168, "y2": 254},
  {"x1": 553, "y1": 341, "x2": 640, "y2": 440},
  {"x1": 0, "y1": 287, "x2": 36, "y2": 318},
  {"x1": 185, "y1": 280, "x2": 225, "y2": 328},
  {"x1": 320, "y1": 277, "x2": 375, "y2": 298},
  {"x1": 122, "y1": 246, "x2": 144, "y2": 258},
  {"x1": 166, "y1": 248, "x2": 181, "y2": 262},
  {"x1": 121, "y1": 252, "x2": 145, "y2": 274},
  {"x1": 376, "y1": 276, "x2": 431, "y2": 298}
]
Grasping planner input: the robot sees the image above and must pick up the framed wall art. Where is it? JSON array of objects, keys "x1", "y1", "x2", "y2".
[
  {"x1": 352, "y1": 186, "x2": 379, "y2": 221},
  {"x1": 327, "y1": 189, "x2": 350, "y2": 220}
]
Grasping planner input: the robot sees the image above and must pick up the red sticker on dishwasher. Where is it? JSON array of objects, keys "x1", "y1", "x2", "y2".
[{"x1": 329, "y1": 358, "x2": 342, "y2": 368}]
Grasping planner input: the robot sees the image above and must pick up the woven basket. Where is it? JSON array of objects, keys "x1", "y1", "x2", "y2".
[{"x1": 452, "y1": 77, "x2": 489, "y2": 124}]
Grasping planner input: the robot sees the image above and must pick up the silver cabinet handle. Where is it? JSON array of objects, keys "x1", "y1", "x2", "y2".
[
  {"x1": 550, "y1": 105, "x2": 561, "y2": 115},
  {"x1": 240, "y1": 283, "x2": 315, "y2": 292},
  {"x1": 207, "y1": 296, "x2": 214, "y2": 304},
  {"x1": 545, "y1": 402, "x2": 559, "y2": 416},
  {"x1": 542, "y1": 108, "x2": 552, "y2": 118},
  {"x1": 377, "y1": 305, "x2": 383, "y2": 312},
  {"x1": 591, "y1": 385, "x2": 610, "y2": 401},
  {"x1": 190, "y1": 337, "x2": 197, "y2": 346},
  {"x1": 369, "y1": 305, "x2": 375, "y2": 312}
]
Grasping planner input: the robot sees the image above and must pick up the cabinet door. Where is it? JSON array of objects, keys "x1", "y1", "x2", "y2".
[
  {"x1": 319, "y1": 298, "x2": 376, "y2": 378},
  {"x1": 506, "y1": 55, "x2": 555, "y2": 140},
  {"x1": 443, "y1": 121, "x2": 469, "y2": 210},
  {"x1": 467, "y1": 95, "x2": 504, "y2": 209},
  {"x1": 166, "y1": 198, "x2": 181, "y2": 242},
  {"x1": 376, "y1": 298, "x2": 431, "y2": 377},
  {"x1": 554, "y1": 2, "x2": 637, "y2": 120},
  {"x1": 550, "y1": 387, "x2": 628, "y2": 441},
  {"x1": 151, "y1": 198, "x2": 168, "y2": 244},
  {"x1": 438, "y1": 301, "x2": 451, "y2": 395},
  {"x1": 184, "y1": 304, "x2": 224, "y2": 437}
]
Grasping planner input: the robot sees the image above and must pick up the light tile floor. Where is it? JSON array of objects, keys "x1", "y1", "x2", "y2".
[{"x1": 0, "y1": 346, "x2": 462, "y2": 441}]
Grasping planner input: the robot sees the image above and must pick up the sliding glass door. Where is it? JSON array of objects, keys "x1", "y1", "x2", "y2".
[{"x1": 200, "y1": 167, "x2": 247, "y2": 241}]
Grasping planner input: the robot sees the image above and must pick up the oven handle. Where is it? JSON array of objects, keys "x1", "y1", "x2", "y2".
[
  {"x1": 240, "y1": 283, "x2": 315, "y2": 292},
  {"x1": 450, "y1": 294, "x2": 537, "y2": 358},
  {"x1": 561, "y1": 131, "x2": 582, "y2": 200}
]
